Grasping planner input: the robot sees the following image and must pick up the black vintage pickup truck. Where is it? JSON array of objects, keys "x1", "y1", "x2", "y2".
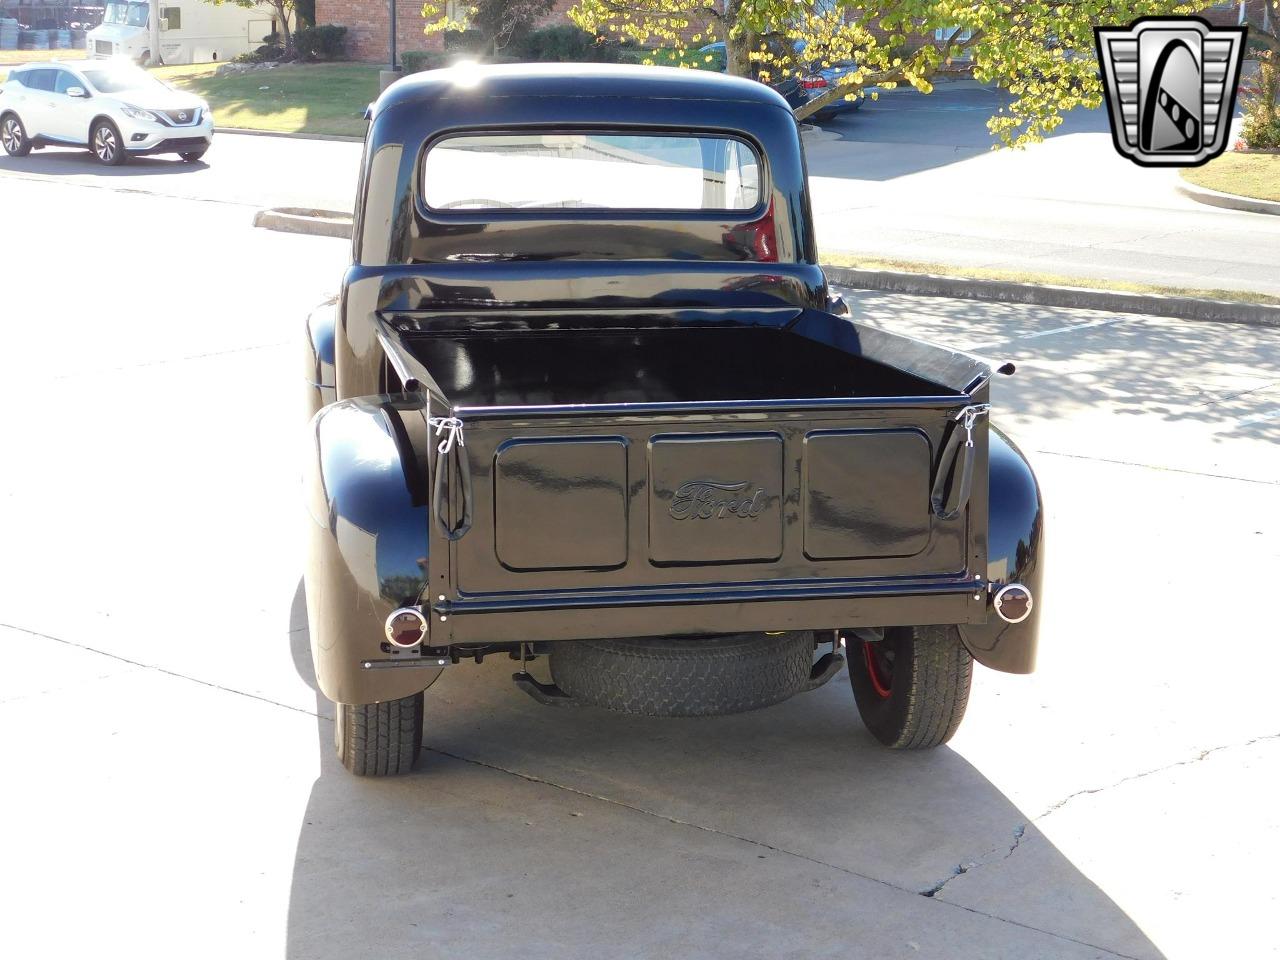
[{"x1": 303, "y1": 63, "x2": 1043, "y2": 776}]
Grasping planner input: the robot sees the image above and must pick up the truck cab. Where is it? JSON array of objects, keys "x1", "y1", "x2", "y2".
[{"x1": 303, "y1": 63, "x2": 1044, "y2": 777}]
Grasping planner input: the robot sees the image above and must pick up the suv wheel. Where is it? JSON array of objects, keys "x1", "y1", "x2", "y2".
[
  {"x1": 1, "y1": 114, "x2": 32, "y2": 157},
  {"x1": 179, "y1": 148, "x2": 207, "y2": 163},
  {"x1": 91, "y1": 120, "x2": 126, "y2": 166},
  {"x1": 849, "y1": 625, "x2": 972, "y2": 748}
]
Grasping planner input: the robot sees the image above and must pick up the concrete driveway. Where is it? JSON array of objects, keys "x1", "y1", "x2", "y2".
[
  {"x1": 805, "y1": 85, "x2": 1280, "y2": 296},
  {"x1": 1, "y1": 166, "x2": 1278, "y2": 959}
]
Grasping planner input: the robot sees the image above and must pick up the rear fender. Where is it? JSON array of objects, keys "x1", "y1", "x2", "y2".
[
  {"x1": 303, "y1": 299, "x2": 338, "y2": 420},
  {"x1": 959, "y1": 426, "x2": 1043, "y2": 674},
  {"x1": 303, "y1": 395, "x2": 441, "y2": 704}
]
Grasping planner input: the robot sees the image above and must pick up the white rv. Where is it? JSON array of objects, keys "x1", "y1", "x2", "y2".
[{"x1": 86, "y1": 1, "x2": 286, "y2": 65}]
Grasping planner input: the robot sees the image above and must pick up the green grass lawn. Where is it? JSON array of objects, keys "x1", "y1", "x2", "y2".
[
  {"x1": 157, "y1": 62, "x2": 378, "y2": 137},
  {"x1": 0, "y1": 50, "x2": 86, "y2": 66},
  {"x1": 0, "y1": 61, "x2": 377, "y2": 136},
  {"x1": 1180, "y1": 152, "x2": 1280, "y2": 203}
]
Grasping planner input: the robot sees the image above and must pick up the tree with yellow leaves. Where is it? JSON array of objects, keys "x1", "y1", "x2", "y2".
[{"x1": 563, "y1": 1, "x2": 1221, "y2": 146}]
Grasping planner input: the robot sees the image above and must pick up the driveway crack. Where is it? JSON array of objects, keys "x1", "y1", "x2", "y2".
[
  {"x1": 1035, "y1": 732, "x2": 1280, "y2": 820},
  {"x1": 925, "y1": 734, "x2": 1280, "y2": 898},
  {"x1": 922, "y1": 823, "x2": 1027, "y2": 898},
  {"x1": 426, "y1": 745, "x2": 1142, "y2": 959}
]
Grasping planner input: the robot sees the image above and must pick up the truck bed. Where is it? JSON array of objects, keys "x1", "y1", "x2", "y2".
[
  {"x1": 390, "y1": 309, "x2": 993, "y2": 644},
  {"x1": 406, "y1": 325, "x2": 960, "y2": 408}
]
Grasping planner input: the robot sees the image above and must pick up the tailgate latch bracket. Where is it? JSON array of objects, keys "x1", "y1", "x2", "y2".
[
  {"x1": 429, "y1": 415, "x2": 473, "y2": 541},
  {"x1": 931, "y1": 403, "x2": 990, "y2": 521}
]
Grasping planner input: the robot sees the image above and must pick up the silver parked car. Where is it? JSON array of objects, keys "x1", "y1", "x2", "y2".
[{"x1": 0, "y1": 60, "x2": 212, "y2": 165}]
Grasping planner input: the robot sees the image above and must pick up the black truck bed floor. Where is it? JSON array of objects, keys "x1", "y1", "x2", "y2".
[{"x1": 402, "y1": 326, "x2": 961, "y2": 408}]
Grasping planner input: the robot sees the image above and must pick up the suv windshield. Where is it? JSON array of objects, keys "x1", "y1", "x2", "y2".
[
  {"x1": 82, "y1": 65, "x2": 166, "y2": 95},
  {"x1": 103, "y1": 1, "x2": 149, "y2": 27}
]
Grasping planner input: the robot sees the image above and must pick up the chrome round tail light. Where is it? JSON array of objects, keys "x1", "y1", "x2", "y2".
[{"x1": 384, "y1": 607, "x2": 428, "y2": 648}]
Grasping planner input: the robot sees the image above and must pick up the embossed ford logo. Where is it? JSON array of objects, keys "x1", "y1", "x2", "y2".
[{"x1": 669, "y1": 480, "x2": 766, "y2": 520}]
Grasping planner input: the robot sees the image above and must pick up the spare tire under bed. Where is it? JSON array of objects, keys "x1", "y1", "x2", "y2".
[{"x1": 549, "y1": 632, "x2": 816, "y2": 717}]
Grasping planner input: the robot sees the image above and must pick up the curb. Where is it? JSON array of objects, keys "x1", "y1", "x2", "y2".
[
  {"x1": 1175, "y1": 180, "x2": 1280, "y2": 217},
  {"x1": 253, "y1": 207, "x2": 353, "y2": 239},
  {"x1": 823, "y1": 266, "x2": 1280, "y2": 328},
  {"x1": 250, "y1": 209, "x2": 1279, "y2": 328},
  {"x1": 215, "y1": 126, "x2": 364, "y2": 143}
]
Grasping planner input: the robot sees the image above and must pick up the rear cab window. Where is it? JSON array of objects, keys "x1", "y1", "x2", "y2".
[{"x1": 422, "y1": 132, "x2": 763, "y2": 212}]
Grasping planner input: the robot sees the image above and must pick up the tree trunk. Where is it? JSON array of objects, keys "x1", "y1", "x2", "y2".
[
  {"x1": 724, "y1": 35, "x2": 748, "y2": 77},
  {"x1": 277, "y1": 1, "x2": 293, "y2": 55},
  {"x1": 725, "y1": 30, "x2": 760, "y2": 79}
]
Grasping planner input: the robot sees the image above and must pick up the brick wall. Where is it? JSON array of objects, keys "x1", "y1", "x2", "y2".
[
  {"x1": 317, "y1": 0, "x2": 445, "y2": 63},
  {"x1": 319, "y1": 0, "x2": 584, "y2": 63}
]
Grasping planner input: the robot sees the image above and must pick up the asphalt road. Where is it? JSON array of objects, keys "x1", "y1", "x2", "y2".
[
  {"x1": 1, "y1": 85, "x2": 1277, "y2": 295},
  {"x1": 1, "y1": 171, "x2": 1277, "y2": 960}
]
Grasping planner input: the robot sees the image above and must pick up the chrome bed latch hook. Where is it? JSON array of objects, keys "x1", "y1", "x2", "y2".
[
  {"x1": 931, "y1": 403, "x2": 991, "y2": 521},
  {"x1": 428, "y1": 416, "x2": 465, "y2": 455},
  {"x1": 955, "y1": 403, "x2": 991, "y2": 445}
]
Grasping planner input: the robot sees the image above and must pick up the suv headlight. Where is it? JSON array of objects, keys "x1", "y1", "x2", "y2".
[{"x1": 120, "y1": 104, "x2": 160, "y2": 122}]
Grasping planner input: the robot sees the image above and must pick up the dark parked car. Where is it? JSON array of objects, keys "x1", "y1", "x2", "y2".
[
  {"x1": 304, "y1": 63, "x2": 1042, "y2": 776},
  {"x1": 698, "y1": 40, "x2": 862, "y2": 121}
]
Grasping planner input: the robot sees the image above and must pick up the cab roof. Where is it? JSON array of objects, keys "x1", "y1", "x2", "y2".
[{"x1": 373, "y1": 62, "x2": 792, "y2": 118}]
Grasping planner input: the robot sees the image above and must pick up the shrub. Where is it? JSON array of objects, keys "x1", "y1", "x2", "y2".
[
  {"x1": 1240, "y1": 56, "x2": 1280, "y2": 150},
  {"x1": 1240, "y1": 61, "x2": 1279, "y2": 148},
  {"x1": 401, "y1": 50, "x2": 448, "y2": 74},
  {"x1": 444, "y1": 28, "x2": 486, "y2": 54},
  {"x1": 511, "y1": 25, "x2": 627, "y2": 63},
  {"x1": 294, "y1": 24, "x2": 346, "y2": 61},
  {"x1": 233, "y1": 40, "x2": 285, "y2": 64}
]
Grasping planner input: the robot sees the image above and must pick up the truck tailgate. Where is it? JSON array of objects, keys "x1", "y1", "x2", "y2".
[{"x1": 398, "y1": 310, "x2": 993, "y2": 641}]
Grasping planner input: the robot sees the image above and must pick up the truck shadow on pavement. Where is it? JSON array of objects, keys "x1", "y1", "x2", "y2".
[
  {"x1": 0, "y1": 149, "x2": 205, "y2": 176},
  {"x1": 285, "y1": 583, "x2": 1166, "y2": 960}
]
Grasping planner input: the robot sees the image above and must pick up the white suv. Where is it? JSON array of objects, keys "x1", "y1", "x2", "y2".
[{"x1": 0, "y1": 60, "x2": 212, "y2": 165}]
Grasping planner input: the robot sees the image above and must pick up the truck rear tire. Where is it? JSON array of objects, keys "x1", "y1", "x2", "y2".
[
  {"x1": 849, "y1": 625, "x2": 972, "y2": 748},
  {"x1": 550, "y1": 632, "x2": 814, "y2": 717},
  {"x1": 335, "y1": 692, "x2": 424, "y2": 776}
]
